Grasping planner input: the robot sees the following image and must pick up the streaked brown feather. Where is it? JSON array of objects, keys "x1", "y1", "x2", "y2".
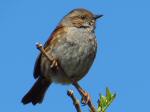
[
  {"x1": 33, "y1": 25, "x2": 65, "y2": 79},
  {"x1": 44, "y1": 25, "x2": 64, "y2": 48}
]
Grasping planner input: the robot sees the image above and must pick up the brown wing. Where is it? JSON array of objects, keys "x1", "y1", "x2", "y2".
[
  {"x1": 33, "y1": 54, "x2": 42, "y2": 79},
  {"x1": 33, "y1": 25, "x2": 65, "y2": 79}
]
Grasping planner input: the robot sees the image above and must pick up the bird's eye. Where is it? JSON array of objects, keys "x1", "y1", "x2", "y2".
[{"x1": 80, "y1": 15, "x2": 86, "y2": 19}]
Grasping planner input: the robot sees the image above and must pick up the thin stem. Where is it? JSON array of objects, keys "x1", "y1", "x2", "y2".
[
  {"x1": 36, "y1": 43, "x2": 53, "y2": 63},
  {"x1": 67, "y1": 90, "x2": 82, "y2": 112}
]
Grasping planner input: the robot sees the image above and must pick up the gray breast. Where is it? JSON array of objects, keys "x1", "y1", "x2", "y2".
[{"x1": 52, "y1": 27, "x2": 97, "y2": 81}]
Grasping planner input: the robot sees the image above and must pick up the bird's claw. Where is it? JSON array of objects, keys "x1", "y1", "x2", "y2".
[{"x1": 81, "y1": 92, "x2": 91, "y2": 105}]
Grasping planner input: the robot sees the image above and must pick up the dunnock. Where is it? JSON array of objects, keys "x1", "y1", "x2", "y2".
[{"x1": 22, "y1": 8, "x2": 102, "y2": 105}]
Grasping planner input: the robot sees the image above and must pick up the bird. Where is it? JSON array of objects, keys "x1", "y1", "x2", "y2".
[{"x1": 21, "y1": 8, "x2": 103, "y2": 105}]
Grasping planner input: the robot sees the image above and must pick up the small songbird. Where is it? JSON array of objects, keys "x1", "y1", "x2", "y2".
[{"x1": 22, "y1": 8, "x2": 103, "y2": 105}]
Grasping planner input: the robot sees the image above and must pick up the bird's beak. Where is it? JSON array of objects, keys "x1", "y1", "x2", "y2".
[{"x1": 94, "y1": 15, "x2": 103, "y2": 19}]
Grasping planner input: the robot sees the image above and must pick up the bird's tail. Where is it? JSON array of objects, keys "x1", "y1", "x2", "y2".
[{"x1": 21, "y1": 77, "x2": 51, "y2": 105}]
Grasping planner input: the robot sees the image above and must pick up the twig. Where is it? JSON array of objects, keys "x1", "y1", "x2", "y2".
[
  {"x1": 67, "y1": 90, "x2": 82, "y2": 112},
  {"x1": 36, "y1": 42, "x2": 54, "y2": 63}
]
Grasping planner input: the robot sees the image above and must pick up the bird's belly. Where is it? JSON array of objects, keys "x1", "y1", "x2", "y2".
[
  {"x1": 42, "y1": 28, "x2": 97, "y2": 84},
  {"x1": 53, "y1": 34, "x2": 97, "y2": 81},
  {"x1": 61, "y1": 43, "x2": 94, "y2": 78}
]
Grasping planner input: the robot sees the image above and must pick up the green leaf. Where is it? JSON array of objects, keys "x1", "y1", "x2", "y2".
[
  {"x1": 100, "y1": 95, "x2": 107, "y2": 107},
  {"x1": 106, "y1": 87, "x2": 112, "y2": 101},
  {"x1": 97, "y1": 87, "x2": 116, "y2": 112}
]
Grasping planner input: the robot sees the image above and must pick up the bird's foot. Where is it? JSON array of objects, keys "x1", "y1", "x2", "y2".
[
  {"x1": 72, "y1": 81, "x2": 91, "y2": 105},
  {"x1": 81, "y1": 91, "x2": 91, "y2": 105}
]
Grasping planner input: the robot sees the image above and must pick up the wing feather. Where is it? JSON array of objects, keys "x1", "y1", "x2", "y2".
[{"x1": 33, "y1": 25, "x2": 65, "y2": 79}]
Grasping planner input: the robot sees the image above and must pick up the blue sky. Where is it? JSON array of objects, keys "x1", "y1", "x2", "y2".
[{"x1": 0, "y1": 0, "x2": 150, "y2": 112}]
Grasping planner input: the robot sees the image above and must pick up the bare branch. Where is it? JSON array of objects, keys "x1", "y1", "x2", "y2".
[
  {"x1": 36, "y1": 42, "x2": 53, "y2": 62},
  {"x1": 67, "y1": 90, "x2": 82, "y2": 112}
]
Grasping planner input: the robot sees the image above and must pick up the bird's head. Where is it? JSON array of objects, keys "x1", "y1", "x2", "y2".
[{"x1": 60, "y1": 8, "x2": 103, "y2": 29}]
